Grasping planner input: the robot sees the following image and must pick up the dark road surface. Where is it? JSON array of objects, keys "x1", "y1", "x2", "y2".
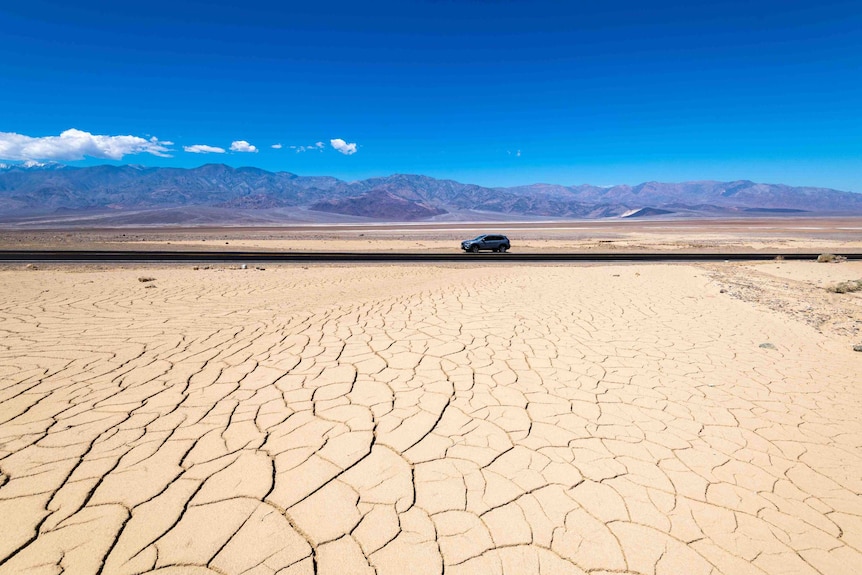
[{"x1": 1, "y1": 250, "x2": 861, "y2": 263}]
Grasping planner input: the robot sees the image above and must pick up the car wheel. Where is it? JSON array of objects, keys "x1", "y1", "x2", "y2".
[
  {"x1": 470, "y1": 244, "x2": 479, "y2": 253},
  {"x1": 499, "y1": 244, "x2": 508, "y2": 253}
]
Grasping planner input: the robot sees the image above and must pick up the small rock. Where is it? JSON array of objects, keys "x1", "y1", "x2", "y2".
[
  {"x1": 25, "y1": 264, "x2": 37, "y2": 270},
  {"x1": 854, "y1": 344, "x2": 862, "y2": 352},
  {"x1": 817, "y1": 253, "x2": 847, "y2": 263},
  {"x1": 256, "y1": 267, "x2": 265, "y2": 271},
  {"x1": 144, "y1": 284, "x2": 156, "y2": 289},
  {"x1": 759, "y1": 343, "x2": 777, "y2": 350},
  {"x1": 192, "y1": 266, "x2": 199, "y2": 270},
  {"x1": 138, "y1": 277, "x2": 155, "y2": 283},
  {"x1": 719, "y1": 289, "x2": 727, "y2": 293},
  {"x1": 241, "y1": 264, "x2": 247, "y2": 270}
]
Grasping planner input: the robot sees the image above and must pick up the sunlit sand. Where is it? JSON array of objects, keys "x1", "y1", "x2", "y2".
[{"x1": 1, "y1": 243, "x2": 861, "y2": 574}]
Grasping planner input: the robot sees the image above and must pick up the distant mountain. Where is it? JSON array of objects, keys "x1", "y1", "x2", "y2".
[
  {"x1": 0, "y1": 163, "x2": 859, "y2": 225},
  {"x1": 310, "y1": 189, "x2": 448, "y2": 220},
  {"x1": 620, "y1": 207, "x2": 675, "y2": 219},
  {"x1": 511, "y1": 180, "x2": 858, "y2": 213},
  {"x1": 0, "y1": 160, "x2": 65, "y2": 171}
]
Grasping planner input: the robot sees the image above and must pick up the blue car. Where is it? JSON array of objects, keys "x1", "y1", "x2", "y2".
[{"x1": 461, "y1": 234, "x2": 511, "y2": 253}]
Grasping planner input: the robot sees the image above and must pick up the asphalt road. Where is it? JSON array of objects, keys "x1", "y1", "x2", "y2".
[{"x1": 1, "y1": 250, "x2": 861, "y2": 263}]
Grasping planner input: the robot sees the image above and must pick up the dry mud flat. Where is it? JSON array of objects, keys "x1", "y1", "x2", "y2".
[
  {"x1": 0, "y1": 261, "x2": 861, "y2": 575},
  {"x1": 2, "y1": 217, "x2": 862, "y2": 253}
]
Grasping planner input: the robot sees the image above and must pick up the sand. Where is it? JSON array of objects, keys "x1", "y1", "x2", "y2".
[
  {"x1": 1, "y1": 259, "x2": 861, "y2": 574},
  {"x1": 2, "y1": 217, "x2": 862, "y2": 253}
]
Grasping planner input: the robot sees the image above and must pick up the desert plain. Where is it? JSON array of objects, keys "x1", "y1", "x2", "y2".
[{"x1": 1, "y1": 219, "x2": 861, "y2": 575}]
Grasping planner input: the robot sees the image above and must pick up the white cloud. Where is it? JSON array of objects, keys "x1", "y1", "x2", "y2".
[
  {"x1": 230, "y1": 140, "x2": 258, "y2": 153},
  {"x1": 184, "y1": 144, "x2": 226, "y2": 154},
  {"x1": 271, "y1": 143, "x2": 283, "y2": 149},
  {"x1": 330, "y1": 138, "x2": 357, "y2": 155},
  {"x1": 0, "y1": 128, "x2": 173, "y2": 161},
  {"x1": 517, "y1": 149, "x2": 522, "y2": 157},
  {"x1": 290, "y1": 141, "x2": 326, "y2": 153}
]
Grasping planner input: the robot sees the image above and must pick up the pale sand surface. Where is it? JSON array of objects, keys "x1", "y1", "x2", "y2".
[
  {"x1": 2, "y1": 217, "x2": 861, "y2": 253},
  {"x1": 134, "y1": 235, "x2": 862, "y2": 253},
  {"x1": 740, "y1": 260, "x2": 862, "y2": 287},
  {"x1": 1, "y1": 261, "x2": 861, "y2": 574}
]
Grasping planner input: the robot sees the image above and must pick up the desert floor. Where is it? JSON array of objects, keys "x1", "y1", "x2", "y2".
[
  {"x1": 2, "y1": 217, "x2": 862, "y2": 253},
  {"x1": 1, "y1": 256, "x2": 861, "y2": 574}
]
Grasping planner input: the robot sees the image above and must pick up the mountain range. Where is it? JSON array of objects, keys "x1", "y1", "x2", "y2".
[{"x1": 0, "y1": 163, "x2": 859, "y2": 226}]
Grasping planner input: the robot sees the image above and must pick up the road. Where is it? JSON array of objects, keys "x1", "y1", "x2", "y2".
[{"x1": 1, "y1": 250, "x2": 861, "y2": 262}]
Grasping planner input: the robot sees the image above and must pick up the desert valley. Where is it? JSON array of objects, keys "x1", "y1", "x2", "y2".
[
  {"x1": 3, "y1": 1, "x2": 862, "y2": 572},
  {"x1": 1, "y1": 220, "x2": 861, "y2": 574}
]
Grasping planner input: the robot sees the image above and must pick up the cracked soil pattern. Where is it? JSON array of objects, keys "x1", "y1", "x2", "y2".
[{"x1": 1, "y1": 263, "x2": 860, "y2": 575}]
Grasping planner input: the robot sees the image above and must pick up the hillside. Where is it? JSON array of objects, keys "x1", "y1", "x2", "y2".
[{"x1": 1, "y1": 163, "x2": 860, "y2": 225}]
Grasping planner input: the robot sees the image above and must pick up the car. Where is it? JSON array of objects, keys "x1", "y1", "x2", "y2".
[{"x1": 461, "y1": 234, "x2": 510, "y2": 253}]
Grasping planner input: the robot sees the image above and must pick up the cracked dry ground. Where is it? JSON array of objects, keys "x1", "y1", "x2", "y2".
[{"x1": 1, "y1": 264, "x2": 861, "y2": 575}]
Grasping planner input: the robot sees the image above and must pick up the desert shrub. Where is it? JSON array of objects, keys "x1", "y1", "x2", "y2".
[
  {"x1": 817, "y1": 253, "x2": 847, "y2": 263},
  {"x1": 826, "y1": 280, "x2": 862, "y2": 294}
]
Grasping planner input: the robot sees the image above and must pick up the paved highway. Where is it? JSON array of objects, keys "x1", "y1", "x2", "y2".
[{"x1": 1, "y1": 250, "x2": 860, "y2": 263}]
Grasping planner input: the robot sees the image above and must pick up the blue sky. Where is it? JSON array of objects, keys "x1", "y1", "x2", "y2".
[{"x1": 1, "y1": 0, "x2": 860, "y2": 190}]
